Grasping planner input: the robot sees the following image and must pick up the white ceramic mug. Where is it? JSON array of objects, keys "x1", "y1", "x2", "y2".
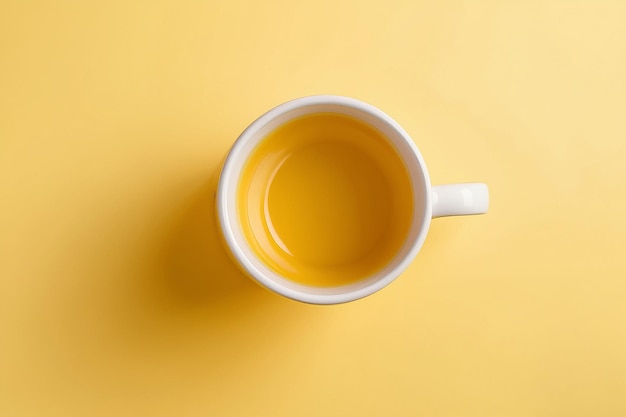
[{"x1": 216, "y1": 95, "x2": 489, "y2": 304}]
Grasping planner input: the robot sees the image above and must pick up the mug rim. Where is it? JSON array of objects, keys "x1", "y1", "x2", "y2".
[{"x1": 217, "y1": 95, "x2": 432, "y2": 304}]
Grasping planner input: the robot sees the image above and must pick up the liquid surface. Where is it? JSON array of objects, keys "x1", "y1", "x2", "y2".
[{"x1": 238, "y1": 113, "x2": 414, "y2": 287}]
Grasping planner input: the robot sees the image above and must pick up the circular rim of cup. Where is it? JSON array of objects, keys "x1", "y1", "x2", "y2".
[{"x1": 217, "y1": 95, "x2": 432, "y2": 304}]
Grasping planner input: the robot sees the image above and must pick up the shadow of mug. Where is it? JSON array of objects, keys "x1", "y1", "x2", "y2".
[
  {"x1": 157, "y1": 168, "x2": 261, "y2": 309},
  {"x1": 85, "y1": 156, "x2": 318, "y2": 356}
]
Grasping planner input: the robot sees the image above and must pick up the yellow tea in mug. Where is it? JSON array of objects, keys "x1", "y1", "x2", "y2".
[{"x1": 237, "y1": 113, "x2": 414, "y2": 287}]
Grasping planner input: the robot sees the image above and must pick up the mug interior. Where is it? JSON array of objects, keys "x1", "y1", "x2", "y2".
[{"x1": 217, "y1": 96, "x2": 431, "y2": 304}]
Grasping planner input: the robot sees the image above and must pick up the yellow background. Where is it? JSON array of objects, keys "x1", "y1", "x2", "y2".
[{"x1": 1, "y1": 1, "x2": 625, "y2": 416}]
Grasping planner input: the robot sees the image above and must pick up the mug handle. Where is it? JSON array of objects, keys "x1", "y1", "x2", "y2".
[{"x1": 432, "y1": 183, "x2": 489, "y2": 218}]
